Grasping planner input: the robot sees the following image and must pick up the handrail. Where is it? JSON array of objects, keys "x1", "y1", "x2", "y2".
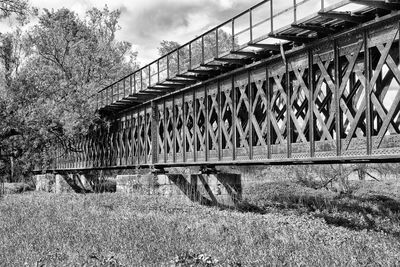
[{"x1": 97, "y1": 0, "x2": 344, "y2": 109}]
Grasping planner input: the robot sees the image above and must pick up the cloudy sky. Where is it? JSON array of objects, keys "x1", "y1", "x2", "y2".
[{"x1": 28, "y1": 0, "x2": 261, "y2": 65}]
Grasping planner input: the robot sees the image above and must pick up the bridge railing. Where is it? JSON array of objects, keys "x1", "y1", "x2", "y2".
[{"x1": 97, "y1": 0, "x2": 345, "y2": 110}]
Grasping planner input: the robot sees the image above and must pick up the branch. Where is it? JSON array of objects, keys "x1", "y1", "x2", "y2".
[
  {"x1": 0, "y1": 128, "x2": 21, "y2": 140},
  {"x1": 366, "y1": 171, "x2": 380, "y2": 182}
]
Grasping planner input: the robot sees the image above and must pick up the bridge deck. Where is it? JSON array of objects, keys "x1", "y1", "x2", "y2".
[{"x1": 97, "y1": 0, "x2": 394, "y2": 114}]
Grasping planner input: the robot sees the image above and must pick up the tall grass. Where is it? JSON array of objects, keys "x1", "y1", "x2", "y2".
[{"x1": 1, "y1": 192, "x2": 399, "y2": 266}]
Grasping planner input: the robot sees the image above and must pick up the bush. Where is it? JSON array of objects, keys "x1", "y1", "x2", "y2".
[{"x1": 4, "y1": 183, "x2": 34, "y2": 194}]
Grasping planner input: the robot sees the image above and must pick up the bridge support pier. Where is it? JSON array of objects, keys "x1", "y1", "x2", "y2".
[
  {"x1": 35, "y1": 174, "x2": 54, "y2": 192},
  {"x1": 115, "y1": 171, "x2": 242, "y2": 208},
  {"x1": 55, "y1": 173, "x2": 95, "y2": 193}
]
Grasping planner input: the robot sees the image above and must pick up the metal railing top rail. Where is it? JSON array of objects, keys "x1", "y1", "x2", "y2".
[{"x1": 97, "y1": 0, "x2": 358, "y2": 110}]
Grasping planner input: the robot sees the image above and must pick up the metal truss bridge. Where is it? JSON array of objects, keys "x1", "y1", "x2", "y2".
[{"x1": 50, "y1": 0, "x2": 400, "y2": 171}]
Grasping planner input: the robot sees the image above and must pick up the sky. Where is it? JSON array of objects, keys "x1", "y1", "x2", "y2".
[{"x1": 28, "y1": 0, "x2": 262, "y2": 66}]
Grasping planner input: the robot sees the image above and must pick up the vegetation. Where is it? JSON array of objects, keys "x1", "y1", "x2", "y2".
[
  {"x1": 0, "y1": 2, "x2": 138, "y2": 181},
  {"x1": 0, "y1": 191, "x2": 399, "y2": 266},
  {"x1": 243, "y1": 179, "x2": 400, "y2": 236}
]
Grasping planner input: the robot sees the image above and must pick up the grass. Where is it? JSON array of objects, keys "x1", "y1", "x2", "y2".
[
  {"x1": 1, "y1": 190, "x2": 400, "y2": 266},
  {"x1": 243, "y1": 180, "x2": 400, "y2": 236}
]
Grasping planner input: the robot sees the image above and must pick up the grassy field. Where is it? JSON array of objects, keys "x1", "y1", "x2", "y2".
[{"x1": 1, "y1": 185, "x2": 400, "y2": 266}]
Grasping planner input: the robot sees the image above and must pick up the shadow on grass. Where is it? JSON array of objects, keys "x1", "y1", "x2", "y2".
[{"x1": 240, "y1": 182, "x2": 400, "y2": 237}]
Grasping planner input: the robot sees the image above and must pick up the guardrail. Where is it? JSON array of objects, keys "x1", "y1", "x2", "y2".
[{"x1": 96, "y1": 0, "x2": 346, "y2": 110}]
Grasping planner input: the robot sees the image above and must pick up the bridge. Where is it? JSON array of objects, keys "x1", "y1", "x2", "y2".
[{"x1": 43, "y1": 0, "x2": 400, "y2": 174}]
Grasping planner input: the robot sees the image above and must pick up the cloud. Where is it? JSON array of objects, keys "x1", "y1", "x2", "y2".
[
  {"x1": 29, "y1": 0, "x2": 261, "y2": 64},
  {"x1": 118, "y1": 0, "x2": 260, "y2": 62}
]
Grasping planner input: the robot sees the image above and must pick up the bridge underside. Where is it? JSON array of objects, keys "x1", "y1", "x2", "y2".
[{"x1": 50, "y1": 13, "x2": 400, "y2": 172}]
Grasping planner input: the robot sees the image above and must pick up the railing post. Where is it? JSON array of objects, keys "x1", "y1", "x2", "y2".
[
  {"x1": 111, "y1": 85, "x2": 114, "y2": 104},
  {"x1": 270, "y1": 0, "x2": 274, "y2": 33},
  {"x1": 177, "y1": 49, "x2": 180, "y2": 74},
  {"x1": 216, "y1": 29, "x2": 219, "y2": 58},
  {"x1": 201, "y1": 36, "x2": 205, "y2": 64},
  {"x1": 167, "y1": 55, "x2": 170, "y2": 79},
  {"x1": 148, "y1": 66, "x2": 151, "y2": 89},
  {"x1": 250, "y1": 8, "x2": 253, "y2": 42},
  {"x1": 231, "y1": 19, "x2": 235, "y2": 51},
  {"x1": 123, "y1": 79, "x2": 126, "y2": 98},
  {"x1": 157, "y1": 60, "x2": 160, "y2": 84},
  {"x1": 189, "y1": 43, "x2": 192, "y2": 70},
  {"x1": 140, "y1": 70, "x2": 143, "y2": 91},
  {"x1": 130, "y1": 75, "x2": 133, "y2": 94}
]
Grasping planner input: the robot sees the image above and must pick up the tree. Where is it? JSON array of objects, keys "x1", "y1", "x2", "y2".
[
  {"x1": 0, "y1": 0, "x2": 28, "y2": 18},
  {"x1": 158, "y1": 40, "x2": 180, "y2": 56},
  {"x1": 0, "y1": 0, "x2": 37, "y2": 25},
  {"x1": 0, "y1": 6, "x2": 138, "y2": 179}
]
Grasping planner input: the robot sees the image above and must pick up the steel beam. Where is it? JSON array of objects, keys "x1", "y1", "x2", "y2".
[
  {"x1": 350, "y1": 0, "x2": 400, "y2": 10},
  {"x1": 318, "y1": 11, "x2": 367, "y2": 24}
]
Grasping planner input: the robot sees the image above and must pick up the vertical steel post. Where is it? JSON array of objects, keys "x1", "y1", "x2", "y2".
[
  {"x1": 205, "y1": 86, "x2": 209, "y2": 162},
  {"x1": 266, "y1": 65, "x2": 271, "y2": 159},
  {"x1": 164, "y1": 100, "x2": 168, "y2": 163},
  {"x1": 173, "y1": 96, "x2": 176, "y2": 163},
  {"x1": 334, "y1": 39, "x2": 341, "y2": 156},
  {"x1": 137, "y1": 109, "x2": 140, "y2": 166},
  {"x1": 286, "y1": 59, "x2": 292, "y2": 158},
  {"x1": 183, "y1": 93, "x2": 186, "y2": 162},
  {"x1": 248, "y1": 70, "x2": 254, "y2": 160},
  {"x1": 193, "y1": 90, "x2": 198, "y2": 162},
  {"x1": 151, "y1": 101, "x2": 158, "y2": 164},
  {"x1": 364, "y1": 30, "x2": 372, "y2": 155},
  {"x1": 218, "y1": 80, "x2": 222, "y2": 161},
  {"x1": 308, "y1": 49, "x2": 315, "y2": 158},
  {"x1": 232, "y1": 75, "x2": 237, "y2": 160}
]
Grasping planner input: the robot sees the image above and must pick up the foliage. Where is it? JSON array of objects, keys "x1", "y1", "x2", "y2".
[
  {"x1": 0, "y1": 193, "x2": 399, "y2": 266},
  {"x1": 157, "y1": 28, "x2": 234, "y2": 66},
  {"x1": 0, "y1": 6, "x2": 138, "y2": 178},
  {"x1": 158, "y1": 40, "x2": 180, "y2": 56},
  {"x1": 0, "y1": 0, "x2": 35, "y2": 23}
]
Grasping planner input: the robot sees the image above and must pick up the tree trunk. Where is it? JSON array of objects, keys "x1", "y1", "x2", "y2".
[
  {"x1": 339, "y1": 164, "x2": 349, "y2": 193},
  {"x1": 10, "y1": 156, "x2": 14, "y2": 182}
]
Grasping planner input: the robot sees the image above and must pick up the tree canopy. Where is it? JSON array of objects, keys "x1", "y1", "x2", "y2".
[{"x1": 0, "y1": 4, "x2": 138, "y2": 180}]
